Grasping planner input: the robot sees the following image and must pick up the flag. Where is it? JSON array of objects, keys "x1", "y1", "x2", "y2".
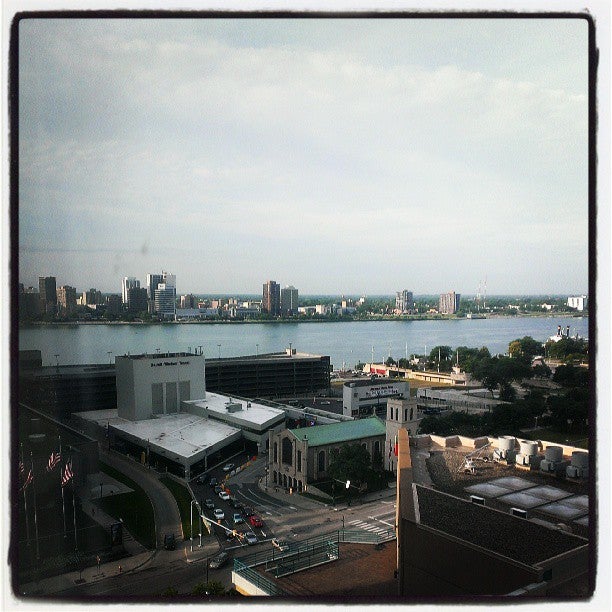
[
  {"x1": 21, "y1": 468, "x2": 33, "y2": 491},
  {"x1": 61, "y1": 461, "x2": 74, "y2": 487},
  {"x1": 19, "y1": 460, "x2": 25, "y2": 476},
  {"x1": 47, "y1": 451, "x2": 61, "y2": 472},
  {"x1": 393, "y1": 433, "x2": 398, "y2": 457}
]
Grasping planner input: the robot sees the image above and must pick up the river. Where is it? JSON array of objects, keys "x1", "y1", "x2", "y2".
[{"x1": 19, "y1": 316, "x2": 588, "y2": 370}]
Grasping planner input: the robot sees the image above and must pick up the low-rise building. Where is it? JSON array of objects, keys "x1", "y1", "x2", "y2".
[
  {"x1": 342, "y1": 379, "x2": 410, "y2": 418},
  {"x1": 268, "y1": 417, "x2": 386, "y2": 493}
]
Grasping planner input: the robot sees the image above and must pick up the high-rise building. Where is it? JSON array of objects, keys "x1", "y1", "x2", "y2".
[
  {"x1": 146, "y1": 273, "x2": 164, "y2": 300},
  {"x1": 106, "y1": 294, "x2": 122, "y2": 316},
  {"x1": 154, "y1": 283, "x2": 177, "y2": 318},
  {"x1": 180, "y1": 294, "x2": 197, "y2": 309},
  {"x1": 280, "y1": 285, "x2": 299, "y2": 315},
  {"x1": 439, "y1": 291, "x2": 461, "y2": 315},
  {"x1": 147, "y1": 271, "x2": 176, "y2": 316},
  {"x1": 57, "y1": 285, "x2": 77, "y2": 315},
  {"x1": 396, "y1": 290, "x2": 414, "y2": 313},
  {"x1": 38, "y1": 276, "x2": 57, "y2": 314},
  {"x1": 83, "y1": 288, "x2": 102, "y2": 305},
  {"x1": 121, "y1": 277, "x2": 140, "y2": 304},
  {"x1": 567, "y1": 295, "x2": 588, "y2": 312},
  {"x1": 127, "y1": 287, "x2": 149, "y2": 314},
  {"x1": 262, "y1": 280, "x2": 281, "y2": 316}
]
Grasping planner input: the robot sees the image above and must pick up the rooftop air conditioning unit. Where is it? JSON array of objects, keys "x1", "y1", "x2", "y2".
[
  {"x1": 470, "y1": 495, "x2": 485, "y2": 506},
  {"x1": 510, "y1": 507, "x2": 528, "y2": 519}
]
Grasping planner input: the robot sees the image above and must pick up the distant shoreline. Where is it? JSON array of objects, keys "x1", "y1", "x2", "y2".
[{"x1": 19, "y1": 312, "x2": 588, "y2": 328}]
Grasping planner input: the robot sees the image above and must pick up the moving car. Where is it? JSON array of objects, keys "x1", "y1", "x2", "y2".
[
  {"x1": 209, "y1": 477, "x2": 218, "y2": 488},
  {"x1": 248, "y1": 514, "x2": 263, "y2": 528},
  {"x1": 244, "y1": 531, "x2": 258, "y2": 546},
  {"x1": 233, "y1": 513, "x2": 244, "y2": 525},
  {"x1": 271, "y1": 538, "x2": 289, "y2": 552},
  {"x1": 213, "y1": 508, "x2": 225, "y2": 520},
  {"x1": 219, "y1": 491, "x2": 230, "y2": 501},
  {"x1": 209, "y1": 551, "x2": 229, "y2": 569},
  {"x1": 222, "y1": 463, "x2": 235, "y2": 472},
  {"x1": 243, "y1": 506, "x2": 255, "y2": 517},
  {"x1": 204, "y1": 498, "x2": 214, "y2": 509},
  {"x1": 229, "y1": 497, "x2": 243, "y2": 509},
  {"x1": 214, "y1": 485, "x2": 222, "y2": 495},
  {"x1": 196, "y1": 475, "x2": 207, "y2": 484}
]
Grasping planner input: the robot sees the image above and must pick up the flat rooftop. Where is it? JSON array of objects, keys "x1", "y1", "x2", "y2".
[
  {"x1": 416, "y1": 486, "x2": 588, "y2": 566},
  {"x1": 251, "y1": 541, "x2": 398, "y2": 599},
  {"x1": 75, "y1": 408, "x2": 240, "y2": 461},
  {"x1": 187, "y1": 392, "x2": 285, "y2": 427}
]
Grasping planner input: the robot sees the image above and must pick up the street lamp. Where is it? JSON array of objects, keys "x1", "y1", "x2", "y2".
[
  {"x1": 217, "y1": 344, "x2": 221, "y2": 359},
  {"x1": 107, "y1": 351, "x2": 113, "y2": 365}
]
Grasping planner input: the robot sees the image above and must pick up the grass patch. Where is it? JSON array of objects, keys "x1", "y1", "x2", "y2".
[
  {"x1": 99, "y1": 463, "x2": 156, "y2": 549},
  {"x1": 160, "y1": 476, "x2": 194, "y2": 538}
]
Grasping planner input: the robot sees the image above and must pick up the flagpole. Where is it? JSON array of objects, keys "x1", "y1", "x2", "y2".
[
  {"x1": 72, "y1": 476, "x2": 78, "y2": 551},
  {"x1": 21, "y1": 444, "x2": 31, "y2": 547},
  {"x1": 59, "y1": 437, "x2": 67, "y2": 537},
  {"x1": 30, "y1": 452, "x2": 40, "y2": 560}
]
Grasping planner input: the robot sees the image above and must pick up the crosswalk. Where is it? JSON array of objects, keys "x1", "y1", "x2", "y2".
[{"x1": 347, "y1": 516, "x2": 395, "y2": 537}]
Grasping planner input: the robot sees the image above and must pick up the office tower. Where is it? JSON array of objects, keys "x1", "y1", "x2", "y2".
[
  {"x1": 127, "y1": 287, "x2": 149, "y2": 314},
  {"x1": 121, "y1": 277, "x2": 140, "y2": 304},
  {"x1": 106, "y1": 294, "x2": 122, "y2": 316},
  {"x1": 38, "y1": 276, "x2": 57, "y2": 314},
  {"x1": 146, "y1": 273, "x2": 164, "y2": 299},
  {"x1": 180, "y1": 294, "x2": 197, "y2": 309},
  {"x1": 280, "y1": 285, "x2": 299, "y2": 315},
  {"x1": 83, "y1": 288, "x2": 102, "y2": 305},
  {"x1": 396, "y1": 290, "x2": 414, "y2": 313},
  {"x1": 262, "y1": 280, "x2": 281, "y2": 316},
  {"x1": 57, "y1": 285, "x2": 77, "y2": 315},
  {"x1": 154, "y1": 283, "x2": 177, "y2": 318},
  {"x1": 439, "y1": 291, "x2": 461, "y2": 315}
]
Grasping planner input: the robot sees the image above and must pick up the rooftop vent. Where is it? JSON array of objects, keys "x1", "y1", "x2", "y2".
[
  {"x1": 470, "y1": 495, "x2": 485, "y2": 506},
  {"x1": 225, "y1": 401, "x2": 242, "y2": 413}
]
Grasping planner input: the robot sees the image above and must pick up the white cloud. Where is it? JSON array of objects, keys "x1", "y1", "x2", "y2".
[{"x1": 18, "y1": 18, "x2": 588, "y2": 293}]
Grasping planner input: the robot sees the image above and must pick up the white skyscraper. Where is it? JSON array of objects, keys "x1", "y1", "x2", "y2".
[{"x1": 122, "y1": 277, "x2": 140, "y2": 304}]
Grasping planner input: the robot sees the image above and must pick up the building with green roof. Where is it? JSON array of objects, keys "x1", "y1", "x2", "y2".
[{"x1": 268, "y1": 417, "x2": 386, "y2": 493}]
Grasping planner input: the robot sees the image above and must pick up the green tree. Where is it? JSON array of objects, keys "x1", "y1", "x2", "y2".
[
  {"x1": 455, "y1": 346, "x2": 491, "y2": 373},
  {"x1": 327, "y1": 444, "x2": 371, "y2": 488},
  {"x1": 545, "y1": 337, "x2": 588, "y2": 362},
  {"x1": 191, "y1": 581, "x2": 226, "y2": 596},
  {"x1": 509, "y1": 336, "x2": 543, "y2": 359},
  {"x1": 428, "y1": 346, "x2": 453, "y2": 372}
]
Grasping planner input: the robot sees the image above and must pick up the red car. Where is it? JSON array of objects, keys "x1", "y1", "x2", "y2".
[{"x1": 248, "y1": 514, "x2": 263, "y2": 528}]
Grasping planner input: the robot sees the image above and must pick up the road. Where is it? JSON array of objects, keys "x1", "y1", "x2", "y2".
[{"x1": 57, "y1": 453, "x2": 395, "y2": 597}]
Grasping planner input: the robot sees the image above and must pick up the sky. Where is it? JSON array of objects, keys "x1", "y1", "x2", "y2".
[{"x1": 17, "y1": 16, "x2": 590, "y2": 296}]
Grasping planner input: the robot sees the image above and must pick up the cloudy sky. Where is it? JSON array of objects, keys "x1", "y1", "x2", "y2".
[{"x1": 18, "y1": 16, "x2": 589, "y2": 296}]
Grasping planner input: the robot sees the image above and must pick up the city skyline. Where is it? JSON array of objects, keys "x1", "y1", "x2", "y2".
[{"x1": 18, "y1": 17, "x2": 589, "y2": 295}]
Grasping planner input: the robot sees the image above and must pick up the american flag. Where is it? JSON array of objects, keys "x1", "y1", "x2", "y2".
[
  {"x1": 61, "y1": 461, "x2": 74, "y2": 487},
  {"x1": 19, "y1": 460, "x2": 25, "y2": 476},
  {"x1": 46, "y1": 451, "x2": 61, "y2": 472},
  {"x1": 393, "y1": 433, "x2": 398, "y2": 457}
]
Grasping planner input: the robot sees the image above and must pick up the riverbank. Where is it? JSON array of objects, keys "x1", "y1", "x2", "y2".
[{"x1": 19, "y1": 312, "x2": 588, "y2": 328}]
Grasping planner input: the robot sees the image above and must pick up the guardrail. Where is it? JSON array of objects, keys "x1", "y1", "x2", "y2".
[
  {"x1": 233, "y1": 559, "x2": 286, "y2": 596},
  {"x1": 339, "y1": 529, "x2": 396, "y2": 544}
]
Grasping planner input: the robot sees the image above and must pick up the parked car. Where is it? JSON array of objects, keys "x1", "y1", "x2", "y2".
[
  {"x1": 214, "y1": 485, "x2": 222, "y2": 495},
  {"x1": 233, "y1": 513, "x2": 244, "y2": 525},
  {"x1": 196, "y1": 474, "x2": 207, "y2": 484},
  {"x1": 222, "y1": 463, "x2": 235, "y2": 472},
  {"x1": 204, "y1": 498, "x2": 214, "y2": 509},
  {"x1": 209, "y1": 477, "x2": 218, "y2": 488},
  {"x1": 209, "y1": 551, "x2": 229, "y2": 569},
  {"x1": 271, "y1": 538, "x2": 289, "y2": 552},
  {"x1": 243, "y1": 506, "x2": 255, "y2": 517},
  {"x1": 248, "y1": 515, "x2": 263, "y2": 528},
  {"x1": 244, "y1": 531, "x2": 258, "y2": 546},
  {"x1": 219, "y1": 491, "x2": 230, "y2": 501},
  {"x1": 163, "y1": 533, "x2": 176, "y2": 550},
  {"x1": 213, "y1": 508, "x2": 225, "y2": 520}
]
